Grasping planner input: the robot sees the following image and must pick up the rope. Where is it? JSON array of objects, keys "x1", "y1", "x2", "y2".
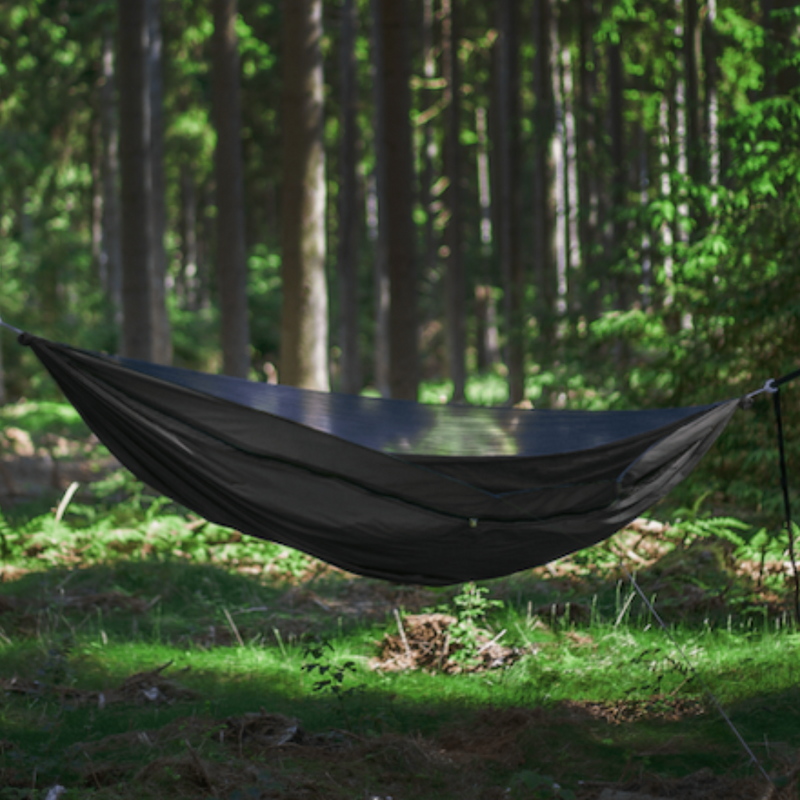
[
  {"x1": 623, "y1": 567, "x2": 773, "y2": 784},
  {"x1": 0, "y1": 316, "x2": 22, "y2": 336}
]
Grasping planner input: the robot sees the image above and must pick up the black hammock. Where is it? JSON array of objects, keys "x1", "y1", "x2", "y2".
[{"x1": 15, "y1": 332, "x2": 748, "y2": 586}]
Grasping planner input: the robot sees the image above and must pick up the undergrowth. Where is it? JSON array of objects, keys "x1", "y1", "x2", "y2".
[{"x1": 1, "y1": 400, "x2": 799, "y2": 798}]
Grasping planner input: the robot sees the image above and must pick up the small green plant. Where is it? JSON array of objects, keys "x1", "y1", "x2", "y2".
[
  {"x1": 301, "y1": 640, "x2": 360, "y2": 700},
  {"x1": 447, "y1": 582, "x2": 503, "y2": 665}
]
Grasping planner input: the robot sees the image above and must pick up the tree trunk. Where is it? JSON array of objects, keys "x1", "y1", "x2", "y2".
[
  {"x1": 146, "y1": 0, "x2": 171, "y2": 364},
  {"x1": 659, "y1": 92, "x2": 676, "y2": 313},
  {"x1": 378, "y1": 0, "x2": 417, "y2": 400},
  {"x1": 280, "y1": 0, "x2": 329, "y2": 390},
  {"x1": 421, "y1": 0, "x2": 437, "y2": 325},
  {"x1": 551, "y1": 14, "x2": 568, "y2": 318},
  {"x1": 370, "y1": 0, "x2": 390, "y2": 396},
  {"x1": 180, "y1": 164, "x2": 199, "y2": 309},
  {"x1": 475, "y1": 107, "x2": 498, "y2": 371},
  {"x1": 147, "y1": 0, "x2": 171, "y2": 364},
  {"x1": 577, "y1": 0, "x2": 598, "y2": 319},
  {"x1": 442, "y1": 0, "x2": 465, "y2": 401},
  {"x1": 91, "y1": 115, "x2": 103, "y2": 286},
  {"x1": 213, "y1": 0, "x2": 251, "y2": 378},
  {"x1": 639, "y1": 122, "x2": 652, "y2": 307},
  {"x1": 118, "y1": 0, "x2": 153, "y2": 360},
  {"x1": 704, "y1": 0, "x2": 719, "y2": 192},
  {"x1": 100, "y1": 32, "x2": 122, "y2": 326},
  {"x1": 533, "y1": 0, "x2": 555, "y2": 352},
  {"x1": 560, "y1": 46, "x2": 580, "y2": 315},
  {"x1": 337, "y1": 0, "x2": 361, "y2": 394},
  {"x1": 608, "y1": 41, "x2": 625, "y2": 268},
  {"x1": 497, "y1": 0, "x2": 524, "y2": 404}
]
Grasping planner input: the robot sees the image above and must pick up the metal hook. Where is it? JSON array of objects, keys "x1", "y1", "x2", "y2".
[{"x1": 745, "y1": 378, "x2": 778, "y2": 401}]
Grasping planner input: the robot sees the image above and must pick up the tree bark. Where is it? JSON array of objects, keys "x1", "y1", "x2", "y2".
[
  {"x1": 91, "y1": 115, "x2": 103, "y2": 286},
  {"x1": 100, "y1": 32, "x2": 122, "y2": 326},
  {"x1": 495, "y1": 0, "x2": 524, "y2": 404},
  {"x1": 213, "y1": 0, "x2": 251, "y2": 378},
  {"x1": 532, "y1": 0, "x2": 554, "y2": 354},
  {"x1": 704, "y1": 0, "x2": 719, "y2": 191},
  {"x1": 378, "y1": 0, "x2": 417, "y2": 400},
  {"x1": 577, "y1": 0, "x2": 598, "y2": 319},
  {"x1": 148, "y1": 0, "x2": 172, "y2": 364},
  {"x1": 551, "y1": 15, "x2": 568, "y2": 318},
  {"x1": 180, "y1": 164, "x2": 199, "y2": 309},
  {"x1": 337, "y1": 0, "x2": 361, "y2": 394},
  {"x1": 608, "y1": 40, "x2": 625, "y2": 266},
  {"x1": 118, "y1": 0, "x2": 153, "y2": 360},
  {"x1": 419, "y1": 0, "x2": 438, "y2": 353},
  {"x1": 370, "y1": 0, "x2": 390, "y2": 396},
  {"x1": 280, "y1": 0, "x2": 329, "y2": 390},
  {"x1": 684, "y1": 0, "x2": 701, "y2": 181},
  {"x1": 442, "y1": 0, "x2": 465, "y2": 401}
]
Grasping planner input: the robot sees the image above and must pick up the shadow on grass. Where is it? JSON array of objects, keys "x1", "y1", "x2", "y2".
[{"x1": 0, "y1": 558, "x2": 796, "y2": 798}]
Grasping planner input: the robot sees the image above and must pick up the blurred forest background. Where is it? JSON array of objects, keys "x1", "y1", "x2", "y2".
[{"x1": 0, "y1": 0, "x2": 797, "y2": 518}]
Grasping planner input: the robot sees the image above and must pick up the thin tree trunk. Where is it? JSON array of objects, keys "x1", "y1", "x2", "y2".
[
  {"x1": 475, "y1": 106, "x2": 498, "y2": 371},
  {"x1": 280, "y1": 0, "x2": 329, "y2": 390},
  {"x1": 442, "y1": 0, "x2": 465, "y2": 401},
  {"x1": 551, "y1": 15, "x2": 568, "y2": 318},
  {"x1": 91, "y1": 115, "x2": 103, "y2": 285},
  {"x1": 561, "y1": 47, "x2": 580, "y2": 315},
  {"x1": 684, "y1": 0, "x2": 701, "y2": 184},
  {"x1": 497, "y1": 0, "x2": 523, "y2": 404},
  {"x1": 213, "y1": 0, "x2": 251, "y2": 378},
  {"x1": 148, "y1": 0, "x2": 171, "y2": 364},
  {"x1": 475, "y1": 285, "x2": 500, "y2": 370},
  {"x1": 180, "y1": 164, "x2": 199, "y2": 309},
  {"x1": 659, "y1": 93, "x2": 675, "y2": 311},
  {"x1": 118, "y1": 0, "x2": 153, "y2": 360},
  {"x1": 370, "y1": 0, "x2": 390, "y2": 396},
  {"x1": 101, "y1": 32, "x2": 122, "y2": 326},
  {"x1": 476, "y1": 106, "x2": 492, "y2": 258},
  {"x1": 639, "y1": 122, "x2": 652, "y2": 307},
  {"x1": 705, "y1": 0, "x2": 719, "y2": 197},
  {"x1": 379, "y1": 0, "x2": 417, "y2": 400},
  {"x1": 608, "y1": 41, "x2": 625, "y2": 269},
  {"x1": 533, "y1": 0, "x2": 554, "y2": 349},
  {"x1": 338, "y1": 0, "x2": 361, "y2": 394},
  {"x1": 421, "y1": 0, "x2": 437, "y2": 323},
  {"x1": 577, "y1": 0, "x2": 597, "y2": 319}
]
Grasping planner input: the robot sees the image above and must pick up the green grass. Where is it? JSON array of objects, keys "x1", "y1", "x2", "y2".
[
  {"x1": 1, "y1": 508, "x2": 799, "y2": 798},
  {"x1": 1, "y1": 402, "x2": 798, "y2": 798}
]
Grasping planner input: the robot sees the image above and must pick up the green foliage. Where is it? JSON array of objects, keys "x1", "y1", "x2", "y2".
[
  {"x1": 301, "y1": 640, "x2": 361, "y2": 700},
  {"x1": 443, "y1": 582, "x2": 504, "y2": 666}
]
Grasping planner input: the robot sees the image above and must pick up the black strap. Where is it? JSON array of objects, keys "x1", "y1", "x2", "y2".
[
  {"x1": 776, "y1": 367, "x2": 800, "y2": 389},
  {"x1": 773, "y1": 388, "x2": 799, "y2": 621}
]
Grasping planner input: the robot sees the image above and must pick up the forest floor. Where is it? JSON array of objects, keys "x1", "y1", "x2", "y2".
[{"x1": 2, "y1": 402, "x2": 800, "y2": 799}]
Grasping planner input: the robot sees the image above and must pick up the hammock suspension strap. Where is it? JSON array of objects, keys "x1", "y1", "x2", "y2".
[
  {"x1": 773, "y1": 386, "x2": 798, "y2": 622},
  {"x1": 0, "y1": 316, "x2": 22, "y2": 336}
]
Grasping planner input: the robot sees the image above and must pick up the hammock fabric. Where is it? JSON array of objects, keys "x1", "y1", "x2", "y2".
[{"x1": 20, "y1": 333, "x2": 741, "y2": 586}]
